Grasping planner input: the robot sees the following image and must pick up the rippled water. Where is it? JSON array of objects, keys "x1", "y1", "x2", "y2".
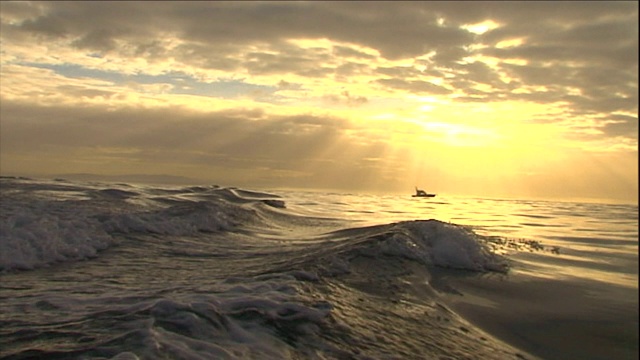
[
  {"x1": 279, "y1": 190, "x2": 639, "y2": 359},
  {"x1": 1, "y1": 177, "x2": 637, "y2": 360}
]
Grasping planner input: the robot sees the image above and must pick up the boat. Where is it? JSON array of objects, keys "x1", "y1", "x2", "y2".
[{"x1": 412, "y1": 187, "x2": 436, "y2": 198}]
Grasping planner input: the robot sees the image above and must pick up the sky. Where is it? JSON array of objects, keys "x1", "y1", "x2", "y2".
[{"x1": 0, "y1": 1, "x2": 638, "y2": 203}]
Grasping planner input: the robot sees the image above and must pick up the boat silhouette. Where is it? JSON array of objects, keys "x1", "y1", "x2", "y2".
[{"x1": 413, "y1": 187, "x2": 436, "y2": 198}]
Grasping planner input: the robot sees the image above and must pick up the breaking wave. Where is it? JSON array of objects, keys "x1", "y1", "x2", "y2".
[{"x1": 0, "y1": 177, "x2": 539, "y2": 359}]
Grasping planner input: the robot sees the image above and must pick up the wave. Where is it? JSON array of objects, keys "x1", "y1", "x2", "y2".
[
  {"x1": 0, "y1": 272, "x2": 525, "y2": 359},
  {"x1": 0, "y1": 178, "x2": 561, "y2": 359},
  {"x1": 0, "y1": 178, "x2": 288, "y2": 271},
  {"x1": 2, "y1": 178, "x2": 636, "y2": 360},
  {"x1": 0, "y1": 178, "x2": 508, "y2": 274}
]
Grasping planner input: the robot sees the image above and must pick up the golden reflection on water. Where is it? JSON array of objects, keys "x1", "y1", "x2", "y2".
[
  {"x1": 280, "y1": 190, "x2": 638, "y2": 289},
  {"x1": 284, "y1": 191, "x2": 635, "y2": 239},
  {"x1": 512, "y1": 255, "x2": 638, "y2": 289}
]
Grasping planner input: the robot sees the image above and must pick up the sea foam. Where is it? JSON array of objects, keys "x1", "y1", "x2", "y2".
[
  {"x1": 0, "y1": 200, "x2": 115, "y2": 271},
  {"x1": 0, "y1": 179, "x2": 273, "y2": 271},
  {"x1": 364, "y1": 220, "x2": 508, "y2": 273},
  {"x1": 407, "y1": 220, "x2": 508, "y2": 272}
]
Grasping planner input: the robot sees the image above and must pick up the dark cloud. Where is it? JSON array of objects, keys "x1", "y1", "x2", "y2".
[
  {"x1": 0, "y1": 100, "x2": 391, "y2": 188},
  {"x1": 602, "y1": 114, "x2": 639, "y2": 139},
  {"x1": 332, "y1": 45, "x2": 376, "y2": 60},
  {"x1": 323, "y1": 91, "x2": 368, "y2": 107},
  {"x1": 4, "y1": 1, "x2": 472, "y2": 60},
  {"x1": 602, "y1": 124, "x2": 639, "y2": 141},
  {"x1": 244, "y1": 47, "x2": 334, "y2": 77},
  {"x1": 455, "y1": 61, "x2": 510, "y2": 89},
  {"x1": 376, "y1": 66, "x2": 424, "y2": 79},
  {"x1": 4, "y1": 2, "x2": 636, "y2": 95},
  {"x1": 334, "y1": 62, "x2": 373, "y2": 79},
  {"x1": 376, "y1": 78, "x2": 451, "y2": 95}
]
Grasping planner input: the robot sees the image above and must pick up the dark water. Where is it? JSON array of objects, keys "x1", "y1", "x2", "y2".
[{"x1": 1, "y1": 177, "x2": 637, "y2": 359}]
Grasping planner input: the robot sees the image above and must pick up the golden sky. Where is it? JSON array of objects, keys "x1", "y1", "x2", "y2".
[{"x1": 0, "y1": 1, "x2": 637, "y2": 203}]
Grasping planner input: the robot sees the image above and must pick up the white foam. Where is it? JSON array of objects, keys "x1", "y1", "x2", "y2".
[
  {"x1": 0, "y1": 201, "x2": 243, "y2": 270},
  {"x1": 142, "y1": 285, "x2": 330, "y2": 360},
  {"x1": 383, "y1": 220, "x2": 508, "y2": 272},
  {"x1": 0, "y1": 207, "x2": 115, "y2": 271},
  {"x1": 0, "y1": 181, "x2": 252, "y2": 270},
  {"x1": 108, "y1": 352, "x2": 141, "y2": 360}
]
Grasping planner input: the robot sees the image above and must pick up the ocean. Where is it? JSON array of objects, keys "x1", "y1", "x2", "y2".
[{"x1": 0, "y1": 176, "x2": 637, "y2": 360}]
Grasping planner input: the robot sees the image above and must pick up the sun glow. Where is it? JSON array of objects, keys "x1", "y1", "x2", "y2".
[
  {"x1": 1, "y1": 2, "x2": 636, "y2": 203},
  {"x1": 461, "y1": 20, "x2": 501, "y2": 35},
  {"x1": 414, "y1": 122, "x2": 500, "y2": 147},
  {"x1": 496, "y1": 38, "x2": 525, "y2": 48}
]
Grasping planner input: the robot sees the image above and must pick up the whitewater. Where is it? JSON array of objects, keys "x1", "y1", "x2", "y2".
[{"x1": 0, "y1": 177, "x2": 637, "y2": 360}]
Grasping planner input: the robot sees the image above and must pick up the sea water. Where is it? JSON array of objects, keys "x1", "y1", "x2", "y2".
[{"x1": 0, "y1": 177, "x2": 637, "y2": 359}]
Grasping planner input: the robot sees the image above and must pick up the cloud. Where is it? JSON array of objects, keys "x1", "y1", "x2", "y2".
[
  {"x1": 4, "y1": 2, "x2": 467, "y2": 59},
  {"x1": 601, "y1": 114, "x2": 639, "y2": 139},
  {"x1": 0, "y1": 1, "x2": 637, "y2": 200},
  {"x1": 0, "y1": 99, "x2": 395, "y2": 185},
  {"x1": 376, "y1": 78, "x2": 451, "y2": 95},
  {"x1": 3, "y1": 3, "x2": 636, "y2": 98},
  {"x1": 323, "y1": 91, "x2": 368, "y2": 107}
]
